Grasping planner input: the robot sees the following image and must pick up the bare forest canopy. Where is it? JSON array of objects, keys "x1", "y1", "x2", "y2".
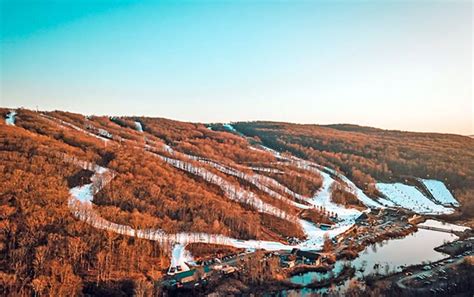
[
  {"x1": 232, "y1": 121, "x2": 474, "y2": 220},
  {"x1": 1, "y1": 108, "x2": 473, "y2": 296}
]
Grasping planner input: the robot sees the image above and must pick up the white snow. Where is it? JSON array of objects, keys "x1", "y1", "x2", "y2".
[
  {"x1": 66, "y1": 156, "x2": 360, "y2": 253},
  {"x1": 95, "y1": 165, "x2": 108, "y2": 175},
  {"x1": 170, "y1": 244, "x2": 192, "y2": 272},
  {"x1": 70, "y1": 184, "x2": 94, "y2": 203},
  {"x1": 98, "y1": 128, "x2": 112, "y2": 138},
  {"x1": 419, "y1": 219, "x2": 469, "y2": 232},
  {"x1": 69, "y1": 165, "x2": 110, "y2": 204},
  {"x1": 223, "y1": 123, "x2": 236, "y2": 132},
  {"x1": 40, "y1": 114, "x2": 110, "y2": 142},
  {"x1": 289, "y1": 170, "x2": 363, "y2": 249},
  {"x1": 135, "y1": 121, "x2": 143, "y2": 132},
  {"x1": 5, "y1": 111, "x2": 16, "y2": 126},
  {"x1": 156, "y1": 154, "x2": 297, "y2": 221},
  {"x1": 420, "y1": 179, "x2": 459, "y2": 207},
  {"x1": 307, "y1": 171, "x2": 362, "y2": 224},
  {"x1": 298, "y1": 220, "x2": 355, "y2": 249},
  {"x1": 255, "y1": 145, "x2": 383, "y2": 209},
  {"x1": 249, "y1": 167, "x2": 284, "y2": 174},
  {"x1": 338, "y1": 175, "x2": 384, "y2": 208},
  {"x1": 376, "y1": 196, "x2": 397, "y2": 207},
  {"x1": 377, "y1": 183, "x2": 454, "y2": 215},
  {"x1": 228, "y1": 239, "x2": 291, "y2": 251}
]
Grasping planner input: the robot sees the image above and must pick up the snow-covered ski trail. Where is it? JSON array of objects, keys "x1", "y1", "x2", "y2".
[
  {"x1": 5, "y1": 111, "x2": 16, "y2": 126},
  {"x1": 49, "y1": 117, "x2": 460, "y2": 262}
]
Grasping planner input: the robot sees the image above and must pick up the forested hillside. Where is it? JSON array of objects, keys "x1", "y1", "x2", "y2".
[
  {"x1": 0, "y1": 109, "x2": 318, "y2": 295},
  {"x1": 233, "y1": 122, "x2": 474, "y2": 223},
  {"x1": 1, "y1": 108, "x2": 471, "y2": 296}
]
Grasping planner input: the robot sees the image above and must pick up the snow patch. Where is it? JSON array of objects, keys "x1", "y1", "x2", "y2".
[
  {"x1": 5, "y1": 111, "x2": 16, "y2": 126},
  {"x1": 70, "y1": 184, "x2": 94, "y2": 204},
  {"x1": 69, "y1": 166, "x2": 110, "y2": 204},
  {"x1": 308, "y1": 172, "x2": 362, "y2": 221},
  {"x1": 135, "y1": 121, "x2": 143, "y2": 132},
  {"x1": 419, "y1": 179, "x2": 459, "y2": 207},
  {"x1": 338, "y1": 175, "x2": 384, "y2": 208},
  {"x1": 170, "y1": 244, "x2": 192, "y2": 272},
  {"x1": 223, "y1": 123, "x2": 237, "y2": 132},
  {"x1": 419, "y1": 219, "x2": 469, "y2": 232}
]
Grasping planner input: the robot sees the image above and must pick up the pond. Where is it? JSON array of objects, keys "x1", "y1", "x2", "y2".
[{"x1": 281, "y1": 221, "x2": 461, "y2": 296}]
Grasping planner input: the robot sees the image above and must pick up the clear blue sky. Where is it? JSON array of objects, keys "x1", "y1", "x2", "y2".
[{"x1": 1, "y1": 0, "x2": 472, "y2": 134}]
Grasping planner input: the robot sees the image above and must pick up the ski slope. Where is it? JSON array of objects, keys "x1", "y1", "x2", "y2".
[
  {"x1": 338, "y1": 175, "x2": 384, "y2": 208},
  {"x1": 253, "y1": 144, "x2": 384, "y2": 209},
  {"x1": 66, "y1": 154, "x2": 359, "y2": 253},
  {"x1": 55, "y1": 114, "x2": 462, "y2": 271},
  {"x1": 419, "y1": 219, "x2": 469, "y2": 232},
  {"x1": 5, "y1": 111, "x2": 16, "y2": 126},
  {"x1": 170, "y1": 244, "x2": 192, "y2": 272},
  {"x1": 135, "y1": 121, "x2": 143, "y2": 132},
  {"x1": 377, "y1": 183, "x2": 454, "y2": 214},
  {"x1": 70, "y1": 184, "x2": 94, "y2": 203},
  {"x1": 420, "y1": 179, "x2": 460, "y2": 207}
]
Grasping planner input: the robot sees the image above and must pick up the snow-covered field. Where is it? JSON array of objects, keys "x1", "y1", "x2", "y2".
[
  {"x1": 5, "y1": 111, "x2": 16, "y2": 126},
  {"x1": 68, "y1": 160, "x2": 110, "y2": 204},
  {"x1": 377, "y1": 183, "x2": 454, "y2": 214},
  {"x1": 420, "y1": 179, "x2": 460, "y2": 207},
  {"x1": 297, "y1": 170, "x2": 362, "y2": 248}
]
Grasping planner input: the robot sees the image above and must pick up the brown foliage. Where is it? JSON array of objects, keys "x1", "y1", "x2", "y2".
[{"x1": 234, "y1": 122, "x2": 474, "y2": 218}]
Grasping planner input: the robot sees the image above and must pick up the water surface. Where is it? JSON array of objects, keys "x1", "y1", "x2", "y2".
[{"x1": 284, "y1": 225, "x2": 459, "y2": 296}]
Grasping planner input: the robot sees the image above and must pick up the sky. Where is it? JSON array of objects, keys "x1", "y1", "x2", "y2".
[{"x1": 1, "y1": 0, "x2": 472, "y2": 135}]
